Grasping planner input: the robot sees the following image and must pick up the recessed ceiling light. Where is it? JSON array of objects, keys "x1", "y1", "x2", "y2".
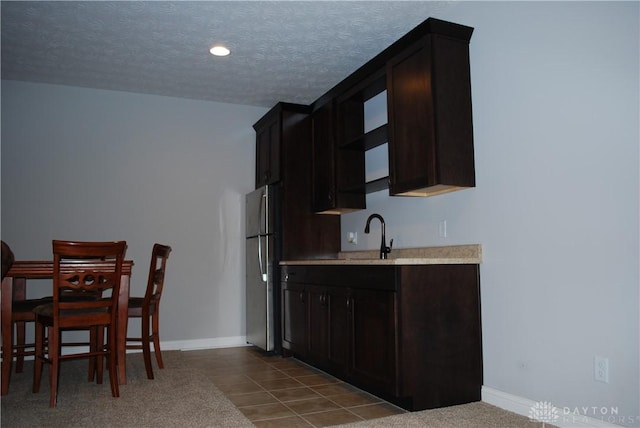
[{"x1": 210, "y1": 45, "x2": 230, "y2": 57}]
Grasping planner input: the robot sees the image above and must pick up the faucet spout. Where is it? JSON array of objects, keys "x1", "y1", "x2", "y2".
[{"x1": 364, "y1": 214, "x2": 393, "y2": 259}]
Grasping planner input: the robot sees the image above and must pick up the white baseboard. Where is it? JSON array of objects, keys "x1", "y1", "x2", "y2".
[
  {"x1": 48, "y1": 336, "x2": 250, "y2": 356},
  {"x1": 482, "y1": 386, "x2": 622, "y2": 428},
  {"x1": 160, "y1": 335, "x2": 249, "y2": 351},
  {"x1": 14, "y1": 336, "x2": 249, "y2": 360}
]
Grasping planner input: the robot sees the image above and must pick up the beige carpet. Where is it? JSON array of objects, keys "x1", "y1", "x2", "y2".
[
  {"x1": 330, "y1": 401, "x2": 551, "y2": 427},
  {"x1": 1, "y1": 351, "x2": 254, "y2": 427},
  {"x1": 1, "y1": 351, "x2": 548, "y2": 427}
]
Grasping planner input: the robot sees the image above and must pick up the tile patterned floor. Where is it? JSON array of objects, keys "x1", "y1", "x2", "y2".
[{"x1": 180, "y1": 346, "x2": 407, "y2": 427}]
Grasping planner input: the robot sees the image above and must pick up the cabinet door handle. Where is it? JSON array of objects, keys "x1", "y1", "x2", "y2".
[{"x1": 299, "y1": 291, "x2": 305, "y2": 303}]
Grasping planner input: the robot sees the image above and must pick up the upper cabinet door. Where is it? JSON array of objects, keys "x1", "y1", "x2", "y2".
[
  {"x1": 254, "y1": 109, "x2": 281, "y2": 188},
  {"x1": 386, "y1": 31, "x2": 475, "y2": 197},
  {"x1": 311, "y1": 102, "x2": 338, "y2": 214},
  {"x1": 311, "y1": 99, "x2": 367, "y2": 215}
]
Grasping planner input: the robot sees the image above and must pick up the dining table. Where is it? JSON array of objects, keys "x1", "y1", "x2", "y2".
[{"x1": 1, "y1": 259, "x2": 134, "y2": 395}]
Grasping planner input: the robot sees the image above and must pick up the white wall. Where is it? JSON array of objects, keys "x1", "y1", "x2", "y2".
[
  {"x1": 342, "y1": 2, "x2": 640, "y2": 426},
  {"x1": 1, "y1": 80, "x2": 267, "y2": 346}
]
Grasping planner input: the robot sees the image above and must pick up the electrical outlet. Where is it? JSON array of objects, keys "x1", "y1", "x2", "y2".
[
  {"x1": 594, "y1": 356, "x2": 609, "y2": 383},
  {"x1": 347, "y1": 232, "x2": 357, "y2": 245}
]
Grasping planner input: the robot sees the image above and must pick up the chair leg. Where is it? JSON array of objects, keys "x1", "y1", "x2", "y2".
[
  {"x1": 48, "y1": 326, "x2": 59, "y2": 408},
  {"x1": 141, "y1": 315, "x2": 154, "y2": 379},
  {"x1": 95, "y1": 326, "x2": 104, "y2": 384},
  {"x1": 32, "y1": 320, "x2": 44, "y2": 393},
  {"x1": 15, "y1": 321, "x2": 26, "y2": 373},
  {"x1": 107, "y1": 326, "x2": 119, "y2": 398},
  {"x1": 88, "y1": 327, "x2": 95, "y2": 382},
  {"x1": 88, "y1": 326, "x2": 104, "y2": 383},
  {"x1": 152, "y1": 310, "x2": 164, "y2": 370}
]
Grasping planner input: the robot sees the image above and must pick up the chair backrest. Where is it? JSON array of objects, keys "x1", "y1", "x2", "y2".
[
  {"x1": 52, "y1": 240, "x2": 127, "y2": 326},
  {"x1": 144, "y1": 243, "x2": 172, "y2": 306},
  {"x1": 1, "y1": 240, "x2": 15, "y2": 279}
]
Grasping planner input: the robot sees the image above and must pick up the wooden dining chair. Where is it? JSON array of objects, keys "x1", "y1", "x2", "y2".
[
  {"x1": 126, "y1": 243, "x2": 171, "y2": 379},
  {"x1": 1, "y1": 240, "x2": 51, "y2": 374},
  {"x1": 32, "y1": 240, "x2": 126, "y2": 407}
]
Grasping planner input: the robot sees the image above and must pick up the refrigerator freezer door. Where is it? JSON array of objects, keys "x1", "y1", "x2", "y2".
[
  {"x1": 246, "y1": 185, "x2": 275, "y2": 238},
  {"x1": 245, "y1": 234, "x2": 274, "y2": 351}
]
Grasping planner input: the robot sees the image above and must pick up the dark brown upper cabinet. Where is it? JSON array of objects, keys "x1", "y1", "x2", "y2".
[
  {"x1": 336, "y1": 69, "x2": 389, "y2": 195},
  {"x1": 253, "y1": 102, "x2": 315, "y2": 189},
  {"x1": 387, "y1": 23, "x2": 475, "y2": 196},
  {"x1": 270, "y1": 18, "x2": 475, "y2": 215},
  {"x1": 254, "y1": 107, "x2": 281, "y2": 188},
  {"x1": 311, "y1": 101, "x2": 365, "y2": 214},
  {"x1": 310, "y1": 69, "x2": 390, "y2": 215},
  {"x1": 311, "y1": 17, "x2": 475, "y2": 212},
  {"x1": 254, "y1": 102, "x2": 341, "y2": 259}
]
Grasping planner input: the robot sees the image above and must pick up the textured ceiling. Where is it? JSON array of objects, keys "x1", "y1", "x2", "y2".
[{"x1": 1, "y1": 1, "x2": 457, "y2": 108}]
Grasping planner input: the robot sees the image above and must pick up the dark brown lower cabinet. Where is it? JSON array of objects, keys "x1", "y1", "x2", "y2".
[{"x1": 281, "y1": 264, "x2": 482, "y2": 411}]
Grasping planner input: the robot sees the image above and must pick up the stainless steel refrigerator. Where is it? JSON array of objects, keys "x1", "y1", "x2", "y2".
[{"x1": 245, "y1": 185, "x2": 279, "y2": 352}]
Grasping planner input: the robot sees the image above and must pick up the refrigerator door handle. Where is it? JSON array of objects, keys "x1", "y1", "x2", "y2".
[
  {"x1": 257, "y1": 235, "x2": 267, "y2": 282},
  {"x1": 260, "y1": 192, "x2": 267, "y2": 235}
]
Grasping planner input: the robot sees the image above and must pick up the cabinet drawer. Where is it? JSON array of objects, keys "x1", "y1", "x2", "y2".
[{"x1": 282, "y1": 265, "x2": 396, "y2": 291}]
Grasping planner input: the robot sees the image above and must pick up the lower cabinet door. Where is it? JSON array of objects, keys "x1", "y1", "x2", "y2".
[
  {"x1": 349, "y1": 288, "x2": 398, "y2": 396},
  {"x1": 282, "y1": 283, "x2": 307, "y2": 355},
  {"x1": 307, "y1": 285, "x2": 350, "y2": 372},
  {"x1": 307, "y1": 286, "x2": 329, "y2": 366},
  {"x1": 327, "y1": 286, "x2": 350, "y2": 373}
]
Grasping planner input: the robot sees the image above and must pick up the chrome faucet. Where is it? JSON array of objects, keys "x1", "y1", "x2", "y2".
[{"x1": 364, "y1": 213, "x2": 393, "y2": 259}]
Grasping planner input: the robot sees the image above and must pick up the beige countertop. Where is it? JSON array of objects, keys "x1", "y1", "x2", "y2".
[{"x1": 280, "y1": 244, "x2": 482, "y2": 265}]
